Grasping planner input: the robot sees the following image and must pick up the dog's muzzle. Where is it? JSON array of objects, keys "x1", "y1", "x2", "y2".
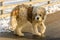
[
  {"x1": 35, "y1": 15, "x2": 41, "y2": 21},
  {"x1": 36, "y1": 17, "x2": 39, "y2": 20}
]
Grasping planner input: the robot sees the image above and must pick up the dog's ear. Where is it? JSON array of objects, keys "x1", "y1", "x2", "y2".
[
  {"x1": 40, "y1": 7, "x2": 46, "y2": 20},
  {"x1": 27, "y1": 5, "x2": 33, "y2": 23}
]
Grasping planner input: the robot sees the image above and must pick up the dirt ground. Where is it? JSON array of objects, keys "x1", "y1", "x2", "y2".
[{"x1": 0, "y1": 11, "x2": 60, "y2": 40}]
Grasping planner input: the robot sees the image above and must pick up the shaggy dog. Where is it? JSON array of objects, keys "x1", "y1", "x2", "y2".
[
  {"x1": 31, "y1": 6, "x2": 46, "y2": 37},
  {"x1": 10, "y1": 4, "x2": 46, "y2": 37}
]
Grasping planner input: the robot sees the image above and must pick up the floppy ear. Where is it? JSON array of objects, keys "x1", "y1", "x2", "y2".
[
  {"x1": 27, "y1": 6, "x2": 33, "y2": 23},
  {"x1": 41, "y1": 7, "x2": 46, "y2": 20}
]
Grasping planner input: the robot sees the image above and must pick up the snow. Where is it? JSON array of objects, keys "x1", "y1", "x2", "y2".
[
  {"x1": 0, "y1": 17, "x2": 11, "y2": 32},
  {"x1": 45, "y1": 4, "x2": 60, "y2": 14}
]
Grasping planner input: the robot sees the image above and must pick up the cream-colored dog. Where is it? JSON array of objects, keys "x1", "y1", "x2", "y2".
[
  {"x1": 10, "y1": 4, "x2": 46, "y2": 37},
  {"x1": 31, "y1": 6, "x2": 46, "y2": 37}
]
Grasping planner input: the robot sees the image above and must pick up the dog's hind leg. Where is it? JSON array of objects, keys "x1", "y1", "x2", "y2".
[
  {"x1": 15, "y1": 22, "x2": 28, "y2": 36},
  {"x1": 15, "y1": 26, "x2": 24, "y2": 36}
]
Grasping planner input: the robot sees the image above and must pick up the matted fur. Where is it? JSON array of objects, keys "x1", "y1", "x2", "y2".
[{"x1": 10, "y1": 4, "x2": 46, "y2": 37}]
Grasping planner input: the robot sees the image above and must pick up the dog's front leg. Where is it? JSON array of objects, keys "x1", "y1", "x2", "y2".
[
  {"x1": 39, "y1": 22, "x2": 46, "y2": 37},
  {"x1": 41, "y1": 22, "x2": 46, "y2": 34},
  {"x1": 32, "y1": 23, "x2": 41, "y2": 36}
]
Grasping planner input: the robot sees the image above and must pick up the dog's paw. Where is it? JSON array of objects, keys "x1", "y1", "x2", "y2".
[
  {"x1": 35, "y1": 33, "x2": 41, "y2": 36},
  {"x1": 33, "y1": 33, "x2": 41, "y2": 38},
  {"x1": 18, "y1": 33, "x2": 24, "y2": 36},
  {"x1": 41, "y1": 34, "x2": 46, "y2": 38}
]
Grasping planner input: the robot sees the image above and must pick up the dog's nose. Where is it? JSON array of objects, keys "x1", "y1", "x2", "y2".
[{"x1": 37, "y1": 17, "x2": 39, "y2": 20}]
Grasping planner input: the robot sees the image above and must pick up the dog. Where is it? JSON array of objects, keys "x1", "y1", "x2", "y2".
[
  {"x1": 10, "y1": 4, "x2": 46, "y2": 37},
  {"x1": 31, "y1": 6, "x2": 46, "y2": 37}
]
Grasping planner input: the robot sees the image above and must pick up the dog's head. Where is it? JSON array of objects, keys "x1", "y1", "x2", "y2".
[{"x1": 32, "y1": 7, "x2": 46, "y2": 22}]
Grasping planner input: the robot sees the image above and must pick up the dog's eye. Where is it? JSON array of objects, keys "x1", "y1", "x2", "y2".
[{"x1": 39, "y1": 14, "x2": 41, "y2": 16}]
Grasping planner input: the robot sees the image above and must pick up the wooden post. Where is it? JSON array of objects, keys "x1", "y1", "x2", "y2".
[
  {"x1": 0, "y1": 2, "x2": 3, "y2": 15},
  {"x1": 48, "y1": 1, "x2": 50, "y2": 4},
  {"x1": 48, "y1": 1, "x2": 50, "y2": 14},
  {"x1": 30, "y1": 0, "x2": 31, "y2": 1}
]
